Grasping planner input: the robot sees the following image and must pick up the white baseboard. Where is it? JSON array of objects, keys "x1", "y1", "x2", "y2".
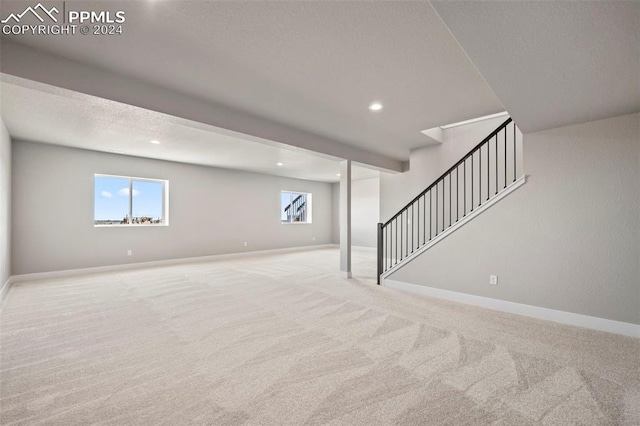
[
  {"x1": 0, "y1": 276, "x2": 13, "y2": 306},
  {"x1": 11, "y1": 244, "x2": 336, "y2": 284},
  {"x1": 384, "y1": 279, "x2": 640, "y2": 339}
]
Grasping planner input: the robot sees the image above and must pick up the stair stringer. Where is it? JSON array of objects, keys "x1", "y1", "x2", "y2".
[{"x1": 381, "y1": 175, "x2": 527, "y2": 283}]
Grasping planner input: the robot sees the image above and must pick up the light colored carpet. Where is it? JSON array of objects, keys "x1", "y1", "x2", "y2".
[{"x1": 1, "y1": 247, "x2": 638, "y2": 425}]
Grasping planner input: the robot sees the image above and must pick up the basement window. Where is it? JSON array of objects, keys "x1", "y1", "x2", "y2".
[
  {"x1": 94, "y1": 174, "x2": 168, "y2": 226},
  {"x1": 281, "y1": 191, "x2": 312, "y2": 224}
]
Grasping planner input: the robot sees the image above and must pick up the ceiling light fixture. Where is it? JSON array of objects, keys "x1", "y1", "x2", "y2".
[
  {"x1": 150, "y1": 140, "x2": 160, "y2": 144},
  {"x1": 276, "y1": 162, "x2": 283, "y2": 166},
  {"x1": 368, "y1": 102, "x2": 383, "y2": 111},
  {"x1": 336, "y1": 173, "x2": 341, "y2": 177}
]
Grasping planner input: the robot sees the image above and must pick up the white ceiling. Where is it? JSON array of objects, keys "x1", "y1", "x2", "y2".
[
  {"x1": 0, "y1": 78, "x2": 380, "y2": 183},
  {"x1": 1, "y1": 1, "x2": 632, "y2": 174},
  {"x1": 0, "y1": 0, "x2": 504, "y2": 161},
  {"x1": 432, "y1": 1, "x2": 640, "y2": 133}
]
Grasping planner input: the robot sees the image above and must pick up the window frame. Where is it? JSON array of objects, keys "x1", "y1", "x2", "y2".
[
  {"x1": 94, "y1": 173, "x2": 169, "y2": 227},
  {"x1": 280, "y1": 190, "x2": 312, "y2": 225}
]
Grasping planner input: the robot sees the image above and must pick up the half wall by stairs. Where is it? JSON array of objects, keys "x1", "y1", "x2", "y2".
[{"x1": 377, "y1": 118, "x2": 525, "y2": 283}]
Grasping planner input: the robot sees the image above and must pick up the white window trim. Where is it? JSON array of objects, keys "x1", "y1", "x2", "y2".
[
  {"x1": 94, "y1": 173, "x2": 169, "y2": 227},
  {"x1": 280, "y1": 191, "x2": 312, "y2": 225}
]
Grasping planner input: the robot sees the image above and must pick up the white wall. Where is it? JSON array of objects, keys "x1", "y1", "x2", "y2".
[
  {"x1": 351, "y1": 178, "x2": 380, "y2": 248},
  {"x1": 331, "y1": 177, "x2": 380, "y2": 248},
  {"x1": 331, "y1": 182, "x2": 340, "y2": 244},
  {"x1": 388, "y1": 113, "x2": 640, "y2": 325},
  {"x1": 11, "y1": 141, "x2": 333, "y2": 275},
  {"x1": 0, "y1": 118, "x2": 10, "y2": 287}
]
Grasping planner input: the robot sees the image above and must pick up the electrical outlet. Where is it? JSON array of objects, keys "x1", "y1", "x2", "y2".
[
  {"x1": 127, "y1": 250, "x2": 132, "y2": 256},
  {"x1": 243, "y1": 242, "x2": 248, "y2": 247},
  {"x1": 489, "y1": 275, "x2": 498, "y2": 285}
]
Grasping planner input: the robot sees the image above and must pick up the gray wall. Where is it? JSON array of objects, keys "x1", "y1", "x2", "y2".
[
  {"x1": 351, "y1": 178, "x2": 380, "y2": 248},
  {"x1": 0, "y1": 119, "x2": 10, "y2": 286},
  {"x1": 331, "y1": 177, "x2": 380, "y2": 248},
  {"x1": 12, "y1": 141, "x2": 333, "y2": 275},
  {"x1": 331, "y1": 182, "x2": 340, "y2": 244},
  {"x1": 380, "y1": 115, "x2": 516, "y2": 221},
  {"x1": 389, "y1": 113, "x2": 640, "y2": 325}
]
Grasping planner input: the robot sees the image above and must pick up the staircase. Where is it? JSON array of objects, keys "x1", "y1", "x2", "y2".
[
  {"x1": 284, "y1": 194, "x2": 307, "y2": 222},
  {"x1": 377, "y1": 117, "x2": 525, "y2": 284}
]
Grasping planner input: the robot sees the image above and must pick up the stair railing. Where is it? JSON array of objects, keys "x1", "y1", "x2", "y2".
[{"x1": 377, "y1": 117, "x2": 521, "y2": 284}]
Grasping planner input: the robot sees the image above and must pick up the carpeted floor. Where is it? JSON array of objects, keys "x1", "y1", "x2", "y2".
[{"x1": 1, "y1": 247, "x2": 639, "y2": 425}]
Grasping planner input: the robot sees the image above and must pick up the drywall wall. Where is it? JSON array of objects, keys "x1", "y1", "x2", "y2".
[
  {"x1": 331, "y1": 182, "x2": 339, "y2": 244},
  {"x1": 351, "y1": 178, "x2": 380, "y2": 248},
  {"x1": 380, "y1": 115, "x2": 519, "y2": 221},
  {"x1": 388, "y1": 113, "x2": 640, "y2": 325},
  {"x1": 0, "y1": 118, "x2": 10, "y2": 287},
  {"x1": 330, "y1": 177, "x2": 380, "y2": 247},
  {"x1": 12, "y1": 141, "x2": 333, "y2": 275}
]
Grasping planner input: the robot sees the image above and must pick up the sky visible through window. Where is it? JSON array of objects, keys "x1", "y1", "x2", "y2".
[
  {"x1": 281, "y1": 192, "x2": 292, "y2": 222},
  {"x1": 94, "y1": 176, "x2": 164, "y2": 223}
]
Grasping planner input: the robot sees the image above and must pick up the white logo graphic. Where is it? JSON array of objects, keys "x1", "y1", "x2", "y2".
[{"x1": 1, "y1": 3, "x2": 59, "y2": 24}]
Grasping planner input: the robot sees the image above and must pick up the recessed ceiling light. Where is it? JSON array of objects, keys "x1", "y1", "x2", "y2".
[
  {"x1": 276, "y1": 162, "x2": 283, "y2": 166},
  {"x1": 336, "y1": 173, "x2": 341, "y2": 177},
  {"x1": 369, "y1": 102, "x2": 383, "y2": 111},
  {"x1": 150, "y1": 140, "x2": 160, "y2": 144}
]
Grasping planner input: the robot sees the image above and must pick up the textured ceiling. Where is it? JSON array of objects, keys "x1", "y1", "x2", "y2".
[
  {"x1": 0, "y1": 0, "x2": 503, "y2": 161},
  {"x1": 432, "y1": 1, "x2": 640, "y2": 133},
  {"x1": 0, "y1": 79, "x2": 380, "y2": 183}
]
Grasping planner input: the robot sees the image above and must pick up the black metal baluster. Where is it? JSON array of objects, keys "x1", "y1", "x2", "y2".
[
  {"x1": 435, "y1": 182, "x2": 438, "y2": 236},
  {"x1": 395, "y1": 218, "x2": 397, "y2": 265},
  {"x1": 389, "y1": 224, "x2": 392, "y2": 270},
  {"x1": 506, "y1": 125, "x2": 510, "y2": 187},
  {"x1": 404, "y1": 210, "x2": 407, "y2": 258},
  {"x1": 495, "y1": 134, "x2": 498, "y2": 195},
  {"x1": 464, "y1": 160, "x2": 466, "y2": 216},
  {"x1": 449, "y1": 174, "x2": 452, "y2": 227},
  {"x1": 479, "y1": 147, "x2": 482, "y2": 206},
  {"x1": 401, "y1": 212, "x2": 404, "y2": 260},
  {"x1": 377, "y1": 223, "x2": 383, "y2": 284},
  {"x1": 513, "y1": 122, "x2": 517, "y2": 182},
  {"x1": 417, "y1": 198, "x2": 420, "y2": 248},
  {"x1": 389, "y1": 219, "x2": 398, "y2": 266},
  {"x1": 487, "y1": 143, "x2": 490, "y2": 201},
  {"x1": 383, "y1": 225, "x2": 386, "y2": 272},
  {"x1": 441, "y1": 179, "x2": 444, "y2": 232},
  {"x1": 471, "y1": 153, "x2": 474, "y2": 212},
  {"x1": 411, "y1": 204, "x2": 414, "y2": 253},
  {"x1": 429, "y1": 190, "x2": 432, "y2": 240},
  {"x1": 381, "y1": 225, "x2": 387, "y2": 273},
  {"x1": 390, "y1": 221, "x2": 392, "y2": 267},
  {"x1": 425, "y1": 193, "x2": 428, "y2": 242},
  {"x1": 456, "y1": 167, "x2": 459, "y2": 222},
  {"x1": 388, "y1": 224, "x2": 391, "y2": 269}
]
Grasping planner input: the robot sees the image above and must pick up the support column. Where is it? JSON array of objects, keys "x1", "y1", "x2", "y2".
[{"x1": 340, "y1": 160, "x2": 352, "y2": 278}]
